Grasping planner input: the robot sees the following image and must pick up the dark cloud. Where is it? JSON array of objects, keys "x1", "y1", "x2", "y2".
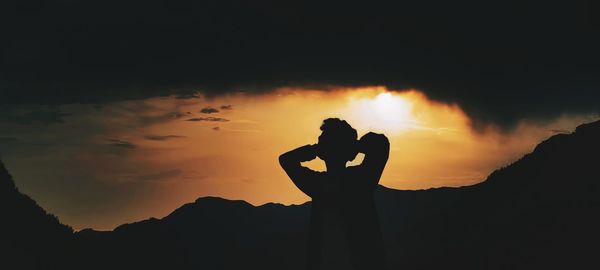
[
  {"x1": 132, "y1": 169, "x2": 182, "y2": 182},
  {"x1": 144, "y1": 135, "x2": 186, "y2": 141},
  {"x1": 0, "y1": 137, "x2": 19, "y2": 144},
  {"x1": 106, "y1": 139, "x2": 136, "y2": 149},
  {"x1": 220, "y1": 105, "x2": 233, "y2": 110},
  {"x1": 186, "y1": 117, "x2": 229, "y2": 122},
  {"x1": 200, "y1": 107, "x2": 219, "y2": 114},
  {"x1": 0, "y1": 107, "x2": 71, "y2": 125},
  {"x1": 212, "y1": 126, "x2": 220, "y2": 131},
  {"x1": 175, "y1": 93, "x2": 201, "y2": 99},
  {"x1": 1, "y1": 0, "x2": 599, "y2": 128}
]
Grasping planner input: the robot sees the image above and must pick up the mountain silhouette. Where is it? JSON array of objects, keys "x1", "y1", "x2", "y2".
[
  {"x1": 2, "y1": 120, "x2": 600, "y2": 269},
  {"x1": 0, "y1": 161, "x2": 74, "y2": 269}
]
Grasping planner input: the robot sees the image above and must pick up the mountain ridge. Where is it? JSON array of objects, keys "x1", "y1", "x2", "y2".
[
  {"x1": 80, "y1": 119, "x2": 600, "y2": 235},
  {"x1": 2, "y1": 119, "x2": 599, "y2": 269}
]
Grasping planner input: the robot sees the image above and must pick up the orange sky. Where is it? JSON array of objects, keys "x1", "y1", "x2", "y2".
[{"x1": 2, "y1": 87, "x2": 596, "y2": 230}]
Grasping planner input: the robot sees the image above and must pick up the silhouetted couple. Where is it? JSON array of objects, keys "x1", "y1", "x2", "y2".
[{"x1": 280, "y1": 118, "x2": 389, "y2": 270}]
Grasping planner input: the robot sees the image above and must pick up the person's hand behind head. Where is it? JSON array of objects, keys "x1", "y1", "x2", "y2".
[{"x1": 358, "y1": 132, "x2": 389, "y2": 153}]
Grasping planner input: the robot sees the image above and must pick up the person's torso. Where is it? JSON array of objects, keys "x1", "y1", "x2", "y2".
[{"x1": 311, "y1": 168, "x2": 379, "y2": 270}]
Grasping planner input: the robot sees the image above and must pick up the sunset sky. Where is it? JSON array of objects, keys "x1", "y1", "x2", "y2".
[
  {"x1": 2, "y1": 1, "x2": 600, "y2": 230},
  {"x1": 0, "y1": 87, "x2": 596, "y2": 230}
]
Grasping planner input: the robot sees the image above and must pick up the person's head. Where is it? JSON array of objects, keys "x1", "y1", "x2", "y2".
[{"x1": 317, "y1": 118, "x2": 358, "y2": 166}]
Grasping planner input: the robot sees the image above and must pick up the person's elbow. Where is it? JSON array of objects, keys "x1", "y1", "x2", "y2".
[
  {"x1": 373, "y1": 133, "x2": 390, "y2": 151},
  {"x1": 363, "y1": 132, "x2": 390, "y2": 152},
  {"x1": 381, "y1": 134, "x2": 390, "y2": 150},
  {"x1": 279, "y1": 153, "x2": 291, "y2": 169}
]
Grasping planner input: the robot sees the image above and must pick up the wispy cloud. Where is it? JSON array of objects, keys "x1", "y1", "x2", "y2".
[
  {"x1": 169, "y1": 112, "x2": 187, "y2": 119},
  {"x1": 220, "y1": 105, "x2": 233, "y2": 110},
  {"x1": 186, "y1": 117, "x2": 229, "y2": 122},
  {"x1": 200, "y1": 107, "x2": 219, "y2": 114},
  {"x1": 106, "y1": 139, "x2": 137, "y2": 149},
  {"x1": 144, "y1": 135, "x2": 186, "y2": 141},
  {"x1": 175, "y1": 93, "x2": 201, "y2": 99}
]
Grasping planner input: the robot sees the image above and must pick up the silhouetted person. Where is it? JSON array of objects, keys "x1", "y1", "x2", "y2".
[{"x1": 279, "y1": 118, "x2": 389, "y2": 270}]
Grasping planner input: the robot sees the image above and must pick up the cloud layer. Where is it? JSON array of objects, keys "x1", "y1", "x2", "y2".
[{"x1": 1, "y1": 0, "x2": 599, "y2": 127}]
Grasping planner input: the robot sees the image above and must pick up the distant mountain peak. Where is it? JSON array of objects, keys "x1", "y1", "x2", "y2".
[
  {"x1": 194, "y1": 196, "x2": 247, "y2": 204},
  {"x1": 575, "y1": 119, "x2": 600, "y2": 133},
  {"x1": 531, "y1": 119, "x2": 599, "y2": 155}
]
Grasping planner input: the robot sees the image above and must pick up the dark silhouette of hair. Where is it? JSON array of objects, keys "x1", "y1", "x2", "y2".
[
  {"x1": 318, "y1": 118, "x2": 359, "y2": 163},
  {"x1": 319, "y1": 118, "x2": 357, "y2": 139}
]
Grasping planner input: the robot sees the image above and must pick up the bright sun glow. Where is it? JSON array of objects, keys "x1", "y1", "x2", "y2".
[{"x1": 346, "y1": 91, "x2": 417, "y2": 133}]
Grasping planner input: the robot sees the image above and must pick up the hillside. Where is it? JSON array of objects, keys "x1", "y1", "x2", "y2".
[
  {"x1": 2, "y1": 119, "x2": 600, "y2": 269},
  {"x1": 0, "y1": 162, "x2": 74, "y2": 269}
]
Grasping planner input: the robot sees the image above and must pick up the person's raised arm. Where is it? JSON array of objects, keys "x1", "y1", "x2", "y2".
[
  {"x1": 279, "y1": 144, "x2": 321, "y2": 197},
  {"x1": 357, "y1": 132, "x2": 390, "y2": 188}
]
